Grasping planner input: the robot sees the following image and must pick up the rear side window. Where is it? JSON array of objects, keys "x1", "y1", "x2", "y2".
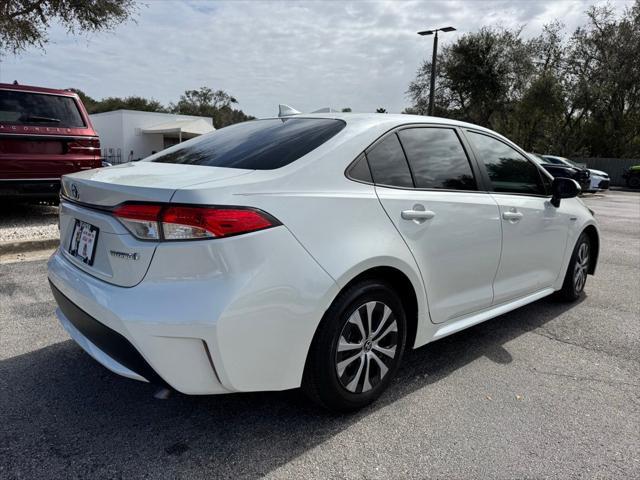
[
  {"x1": 366, "y1": 133, "x2": 413, "y2": 188},
  {"x1": 0, "y1": 90, "x2": 85, "y2": 128},
  {"x1": 151, "y1": 118, "x2": 345, "y2": 170},
  {"x1": 347, "y1": 153, "x2": 373, "y2": 183},
  {"x1": 397, "y1": 128, "x2": 476, "y2": 190},
  {"x1": 467, "y1": 131, "x2": 546, "y2": 195}
]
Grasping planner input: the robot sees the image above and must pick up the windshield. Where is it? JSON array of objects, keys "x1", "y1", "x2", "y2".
[
  {"x1": 150, "y1": 118, "x2": 346, "y2": 170},
  {"x1": 0, "y1": 90, "x2": 86, "y2": 128},
  {"x1": 528, "y1": 153, "x2": 545, "y2": 165},
  {"x1": 543, "y1": 155, "x2": 575, "y2": 168}
]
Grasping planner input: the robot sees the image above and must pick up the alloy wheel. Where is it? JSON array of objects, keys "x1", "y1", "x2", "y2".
[
  {"x1": 335, "y1": 301, "x2": 398, "y2": 394},
  {"x1": 573, "y1": 241, "x2": 590, "y2": 293}
]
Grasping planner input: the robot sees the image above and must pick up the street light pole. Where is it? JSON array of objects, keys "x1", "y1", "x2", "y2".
[
  {"x1": 429, "y1": 30, "x2": 438, "y2": 116},
  {"x1": 418, "y1": 26, "x2": 456, "y2": 116}
]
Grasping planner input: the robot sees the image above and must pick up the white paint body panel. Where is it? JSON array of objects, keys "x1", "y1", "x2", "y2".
[
  {"x1": 490, "y1": 194, "x2": 571, "y2": 304},
  {"x1": 375, "y1": 188, "x2": 502, "y2": 324},
  {"x1": 47, "y1": 113, "x2": 599, "y2": 395}
]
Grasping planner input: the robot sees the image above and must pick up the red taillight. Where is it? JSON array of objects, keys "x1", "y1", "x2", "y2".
[
  {"x1": 112, "y1": 203, "x2": 278, "y2": 241},
  {"x1": 113, "y1": 204, "x2": 162, "y2": 221},
  {"x1": 67, "y1": 138, "x2": 101, "y2": 157},
  {"x1": 162, "y1": 206, "x2": 274, "y2": 239}
]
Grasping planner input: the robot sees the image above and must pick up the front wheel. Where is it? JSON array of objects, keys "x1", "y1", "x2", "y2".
[
  {"x1": 627, "y1": 175, "x2": 640, "y2": 189},
  {"x1": 556, "y1": 232, "x2": 591, "y2": 302},
  {"x1": 303, "y1": 280, "x2": 407, "y2": 412}
]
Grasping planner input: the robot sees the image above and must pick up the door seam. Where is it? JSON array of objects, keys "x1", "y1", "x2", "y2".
[
  {"x1": 373, "y1": 185, "x2": 434, "y2": 324},
  {"x1": 488, "y1": 193, "x2": 504, "y2": 306}
]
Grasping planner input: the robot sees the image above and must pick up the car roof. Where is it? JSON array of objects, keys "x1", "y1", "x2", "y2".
[
  {"x1": 0, "y1": 82, "x2": 78, "y2": 97},
  {"x1": 263, "y1": 112, "x2": 509, "y2": 141}
]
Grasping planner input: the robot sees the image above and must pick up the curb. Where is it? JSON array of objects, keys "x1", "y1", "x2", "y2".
[
  {"x1": 0, "y1": 238, "x2": 59, "y2": 255},
  {"x1": 610, "y1": 186, "x2": 640, "y2": 193}
]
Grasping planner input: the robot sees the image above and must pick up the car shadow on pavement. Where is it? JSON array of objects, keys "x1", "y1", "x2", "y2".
[{"x1": 0, "y1": 295, "x2": 583, "y2": 479}]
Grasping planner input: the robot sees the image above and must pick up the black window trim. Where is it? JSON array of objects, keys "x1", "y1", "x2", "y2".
[
  {"x1": 344, "y1": 122, "x2": 491, "y2": 193},
  {"x1": 460, "y1": 128, "x2": 553, "y2": 199}
]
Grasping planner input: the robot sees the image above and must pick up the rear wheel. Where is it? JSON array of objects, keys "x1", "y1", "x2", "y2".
[
  {"x1": 556, "y1": 232, "x2": 591, "y2": 302},
  {"x1": 303, "y1": 280, "x2": 406, "y2": 412},
  {"x1": 627, "y1": 175, "x2": 640, "y2": 189}
]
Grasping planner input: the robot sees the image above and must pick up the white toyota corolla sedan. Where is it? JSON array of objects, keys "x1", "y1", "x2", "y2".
[{"x1": 48, "y1": 112, "x2": 599, "y2": 411}]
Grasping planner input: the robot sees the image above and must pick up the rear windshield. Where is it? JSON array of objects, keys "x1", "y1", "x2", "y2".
[
  {"x1": 0, "y1": 90, "x2": 86, "y2": 128},
  {"x1": 151, "y1": 118, "x2": 346, "y2": 170}
]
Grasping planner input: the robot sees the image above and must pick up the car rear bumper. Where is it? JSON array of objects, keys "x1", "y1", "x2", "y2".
[
  {"x1": 0, "y1": 179, "x2": 60, "y2": 198},
  {"x1": 47, "y1": 225, "x2": 338, "y2": 394},
  {"x1": 50, "y1": 281, "x2": 169, "y2": 386}
]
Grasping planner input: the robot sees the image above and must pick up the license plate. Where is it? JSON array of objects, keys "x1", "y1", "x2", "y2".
[{"x1": 68, "y1": 220, "x2": 99, "y2": 266}]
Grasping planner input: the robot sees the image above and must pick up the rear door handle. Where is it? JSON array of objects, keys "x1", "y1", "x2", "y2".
[
  {"x1": 401, "y1": 209, "x2": 436, "y2": 221},
  {"x1": 502, "y1": 210, "x2": 523, "y2": 222}
]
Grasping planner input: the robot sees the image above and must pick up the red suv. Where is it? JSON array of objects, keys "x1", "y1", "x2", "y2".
[{"x1": 0, "y1": 83, "x2": 101, "y2": 202}]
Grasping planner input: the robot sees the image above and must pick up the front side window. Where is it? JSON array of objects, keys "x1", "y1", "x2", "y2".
[
  {"x1": 467, "y1": 131, "x2": 546, "y2": 195},
  {"x1": 397, "y1": 128, "x2": 476, "y2": 190},
  {"x1": 365, "y1": 133, "x2": 413, "y2": 188},
  {"x1": 151, "y1": 118, "x2": 345, "y2": 170},
  {"x1": 0, "y1": 90, "x2": 85, "y2": 128}
]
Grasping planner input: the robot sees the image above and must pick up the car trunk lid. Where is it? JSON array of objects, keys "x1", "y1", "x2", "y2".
[
  {"x1": 60, "y1": 162, "x2": 252, "y2": 205},
  {"x1": 58, "y1": 162, "x2": 254, "y2": 287}
]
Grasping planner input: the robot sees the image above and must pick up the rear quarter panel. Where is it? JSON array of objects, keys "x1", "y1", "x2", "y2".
[{"x1": 171, "y1": 130, "x2": 432, "y2": 348}]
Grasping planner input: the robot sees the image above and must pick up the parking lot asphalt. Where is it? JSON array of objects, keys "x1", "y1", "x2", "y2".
[{"x1": 1, "y1": 191, "x2": 639, "y2": 479}]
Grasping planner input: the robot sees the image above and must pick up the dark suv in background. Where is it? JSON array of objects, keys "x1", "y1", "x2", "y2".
[
  {"x1": 528, "y1": 153, "x2": 591, "y2": 192},
  {"x1": 0, "y1": 83, "x2": 101, "y2": 202}
]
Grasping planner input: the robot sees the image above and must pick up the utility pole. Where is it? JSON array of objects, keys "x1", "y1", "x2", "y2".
[{"x1": 418, "y1": 26, "x2": 456, "y2": 116}]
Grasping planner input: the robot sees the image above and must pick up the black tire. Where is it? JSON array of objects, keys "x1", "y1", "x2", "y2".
[
  {"x1": 303, "y1": 279, "x2": 407, "y2": 412},
  {"x1": 555, "y1": 232, "x2": 591, "y2": 302},
  {"x1": 627, "y1": 175, "x2": 640, "y2": 189}
]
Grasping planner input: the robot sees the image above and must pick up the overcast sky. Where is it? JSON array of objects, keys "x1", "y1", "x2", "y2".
[{"x1": 0, "y1": 0, "x2": 633, "y2": 118}]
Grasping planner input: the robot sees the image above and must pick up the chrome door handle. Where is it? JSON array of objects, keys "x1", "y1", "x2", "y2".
[
  {"x1": 502, "y1": 211, "x2": 523, "y2": 222},
  {"x1": 401, "y1": 209, "x2": 436, "y2": 221}
]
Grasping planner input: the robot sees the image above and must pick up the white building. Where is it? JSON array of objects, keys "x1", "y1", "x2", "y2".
[{"x1": 89, "y1": 110, "x2": 215, "y2": 163}]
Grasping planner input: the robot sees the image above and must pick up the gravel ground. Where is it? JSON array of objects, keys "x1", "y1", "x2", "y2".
[
  {"x1": 0, "y1": 202, "x2": 59, "y2": 242},
  {"x1": 0, "y1": 191, "x2": 638, "y2": 479}
]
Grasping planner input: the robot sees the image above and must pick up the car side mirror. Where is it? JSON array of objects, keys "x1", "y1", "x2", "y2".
[{"x1": 551, "y1": 177, "x2": 580, "y2": 207}]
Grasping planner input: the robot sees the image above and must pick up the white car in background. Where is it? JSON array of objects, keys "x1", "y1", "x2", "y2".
[
  {"x1": 543, "y1": 155, "x2": 610, "y2": 193},
  {"x1": 48, "y1": 112, "x2": 600, "y2": 411}
]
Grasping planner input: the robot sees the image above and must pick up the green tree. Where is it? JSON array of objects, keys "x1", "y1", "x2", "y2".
[
  {"x1": 408, "y1": 27, "x2": 535, "y2": 128},
  {"x1": 0, "y1": 0, "x2": 138, "y2": 55},
  {"x1": 170, "y1": 87, "x2": 237, "y2": 116},
  {"x1": 341, "y1": 107, "x2": 352, "y2": 112},
  {"x1": 170, "y1": 87, "x2": 253, "y2": 128},
  {"x1": 70, "y1": 86, "x2": 254, "y2": 128},
  {"x1": 406, "y1": 0, "x2": 640, "y2": 158},
  {"x1": 67, "y1": 89, "x2": 166, "y2": 114},
  {"x1": 564, "y1": 1, "x2": 640, "y2": 157},
  {"x1": 376, "y1": 107, "x2": 387, "y2": 113}
]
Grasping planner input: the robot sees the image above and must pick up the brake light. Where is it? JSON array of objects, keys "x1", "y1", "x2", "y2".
[
  {"x1": 67, "y1": 138, "x2": 101, "y2": 156},
  {"x1": 112, "y1": 203, "x2": 278, "y2": 241}
]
